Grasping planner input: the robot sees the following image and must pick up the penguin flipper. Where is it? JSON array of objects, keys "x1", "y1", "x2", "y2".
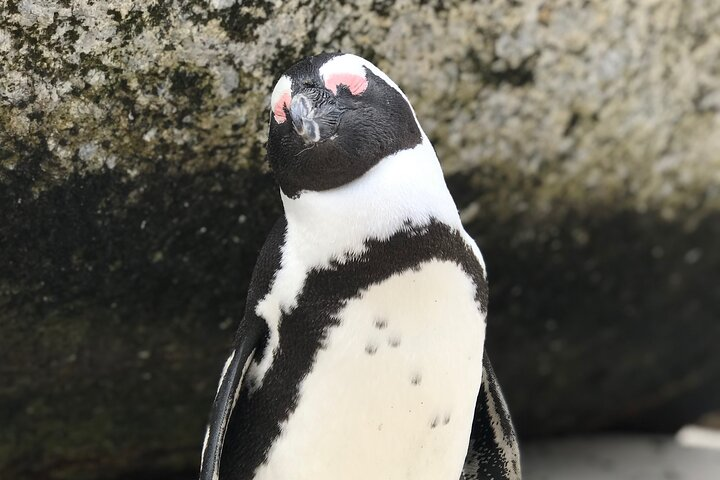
[
  {"x1": 199, "y1": 320, "x2": 263, "y2": 480},
  {"x1": 461, "y1": 352, "x2": 521, "y2": 480},
  {"x1": 199, "y1": 216, "x2": 286, "y2": 480}
]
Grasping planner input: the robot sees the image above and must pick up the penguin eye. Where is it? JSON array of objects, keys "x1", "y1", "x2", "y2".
[
  {"x1": 324, "y1": 73, "x2": 368, "y2": 96},
  {"x1": 271, "y1": 75, "x2": 292, "y2": 124}
]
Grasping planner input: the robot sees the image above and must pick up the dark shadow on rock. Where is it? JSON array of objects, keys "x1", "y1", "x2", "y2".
[
  {"x1": 1, "y1": 161, "x2": 719, "y2": 478},
  {"x1": 448, "y1": 172, "x2": 720, "y2": 438},
  {"x1": 0, "y1": 155, "x2": 281, "y2": 479}
]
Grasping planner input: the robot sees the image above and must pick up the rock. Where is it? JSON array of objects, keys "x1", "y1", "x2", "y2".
[
  {"x1": 1, "y1": 0, "x2": 719, "y2": 478},
  {"x1": 522, "y1": 434, "x2": 720, "y2": 480}
]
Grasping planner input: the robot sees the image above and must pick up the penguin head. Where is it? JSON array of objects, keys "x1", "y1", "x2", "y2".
[{"x1": 267, "y1": 53, "x2": 423, "y2": 198}]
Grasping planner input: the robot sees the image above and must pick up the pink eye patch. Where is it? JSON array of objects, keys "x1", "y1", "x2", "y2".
[
  {"x1": 324, "y1": 73, "x2": 368, "y2": 96},
  {"x1": 273, "y1": 91, "x2": 291, "y2": 124}
]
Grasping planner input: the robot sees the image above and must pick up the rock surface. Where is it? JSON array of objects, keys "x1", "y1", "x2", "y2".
[
  {"x1": 2, "y1": 0, "x2": 720, "y2": 478},
  {"x1": 523, "y1": 434, "x2": 720, "y2": 480}
]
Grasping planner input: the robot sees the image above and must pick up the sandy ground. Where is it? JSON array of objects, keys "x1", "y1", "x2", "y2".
[{"x1": 523, "y1": 430, "x2": 720, "y2": 480}]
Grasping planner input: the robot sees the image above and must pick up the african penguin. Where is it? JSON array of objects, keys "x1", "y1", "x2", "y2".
[{"x1": 200, "y1": 52, "x2": 521, "y2": 480}]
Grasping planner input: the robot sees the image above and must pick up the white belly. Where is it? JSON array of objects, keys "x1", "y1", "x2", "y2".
[{"x1": 252, "y1": 259, "x2": 486, "y2": 480}]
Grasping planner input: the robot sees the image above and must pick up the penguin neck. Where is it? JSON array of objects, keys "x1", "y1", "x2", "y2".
[{"x1": 280, "y1": 138, "x2": 463, "y2": 268}]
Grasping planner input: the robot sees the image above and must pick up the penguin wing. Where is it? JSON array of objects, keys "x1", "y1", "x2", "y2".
[
  {"x1": 199, "y1": 217, "x2": 287, "y2": 480},
  {"x1": 199, "y1": 320, "x2": 264, "y2": 480},
  {"x1": 462, "y1": 353, "x2": 522, "y2": 480}
]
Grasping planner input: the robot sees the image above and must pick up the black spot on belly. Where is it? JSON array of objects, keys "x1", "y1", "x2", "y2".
[
  {"x1": 388, "y1": 336, "x2": 401, "y2": 347},
  {"x1": 430, "y1": 416, "x2": 439, "y2": 429},
  {"x1": 443, "y1": 414, "x2": 451, "y2": 425},
  {"x1": 365, "y1": 343, "x2": 378, "y2": 355},
  {"x1": 411, "y1": 373, "x2": 422, "y2": 386},
  {"x1": 374, "y1": 318, "x2": 388, "y2": 329}
]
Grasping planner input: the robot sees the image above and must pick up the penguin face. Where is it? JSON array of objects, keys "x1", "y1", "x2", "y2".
[{"x1": 267, "y1": 53, "x2": 423, "y2": 198}]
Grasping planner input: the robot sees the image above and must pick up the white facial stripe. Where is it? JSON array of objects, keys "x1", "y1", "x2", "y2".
[
  {"x1": 319, "y1": 54, "x2": 407, "y2": 100},
  {"x1": 271, "y1": 75, "x2": 292, "y2": 123},
  {"x1": 318, "y1": 54, "x2": 366, "y2": 82},
  {"x1": 319, "y1": 55, "x2": 369, "y2": 95}
]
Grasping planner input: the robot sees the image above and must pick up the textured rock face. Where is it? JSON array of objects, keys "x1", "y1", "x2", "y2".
[{"x1": 2, "y1": 0, "x2": 719, "y2": 478}]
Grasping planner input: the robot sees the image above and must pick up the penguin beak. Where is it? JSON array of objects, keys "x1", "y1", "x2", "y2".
[{"x1": 289, "y1": 89, "x2": 342, "y2": 144}]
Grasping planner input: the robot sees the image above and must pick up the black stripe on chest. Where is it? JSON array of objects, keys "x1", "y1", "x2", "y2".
[{"x1": 222, "y1": 220, "x2": 488, "y2": 479}]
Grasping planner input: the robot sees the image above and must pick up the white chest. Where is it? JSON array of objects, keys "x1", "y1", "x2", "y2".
[{"x1": 252, "y1": 259, "x2": 486, "y2": 480}]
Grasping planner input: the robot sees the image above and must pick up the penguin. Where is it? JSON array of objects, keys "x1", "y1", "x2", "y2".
[{"x1": 199, "y1": 52, "x2": 521, "y2": 480}]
